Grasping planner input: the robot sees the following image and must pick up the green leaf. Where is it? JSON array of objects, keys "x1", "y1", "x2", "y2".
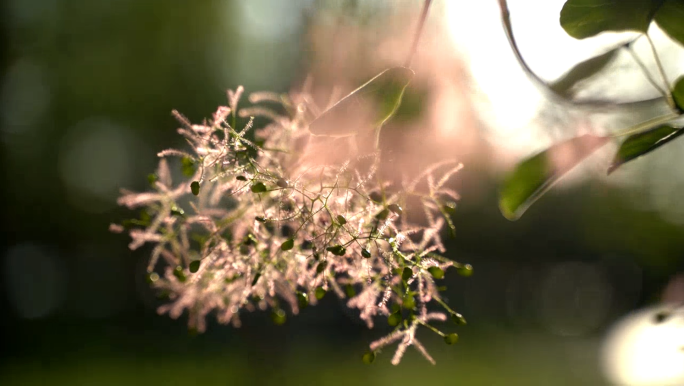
[
  {"x1": 655, "y1": 0, "x2": 684, "y2": 46},
  {"x1": 550, "y1": 48, "x2": 619, "y2": 98},
  {"x1": 189, "y1": 260, "x2": 201, "y2": 273},
  {"x1": 498, "y1": 135, "x2": 609, "y2": 220},
  {"x1": 181, "y1": 156, "x2": 196, "y2": 177},
  {"x1": 250, "y1": 182, "x2": 267, "y2": 193},
  {"x1": 236, "y1": 175, "x2": 247, "y2": 181},
  {"x1": 559, "y1": 0, "x2": 662, "y2": 39},
  {"x1": 672, "y1": 76, "x2": 684, "y2": 112},
  {"x1": 361, "y1": 248, "x2": 372, "y2": 258},
  {"x1": 308, "y1": 67, "x2": 414, "y2": 137},
  {"x1": 444, "y1": 333, "x2": 459, "y2": 345},
  {"x1": 190, "y1": 181, "x2": 200, "y2": 196},
  {"x1": 608, "y1": 125, "x2": 684, "y2": 174},
  {"x1": 280, "y1": 238, "x2": 295, "y2": 251}
]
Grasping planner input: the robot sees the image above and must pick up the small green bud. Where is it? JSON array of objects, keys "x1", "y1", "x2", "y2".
[
  {"x1": 255, "y1": 216, "x2": 266, "y2": 223},
  {"x1": 315, "y1": 286, "x2": 326, "y2": 300},
  {"x1": 451, "y1": 312, "x2": 467, "y2": 325},
  {"x1": 173, "y1": 266, "x2": 186, "y2": 282},
  {"x1": 403, "y1": 295, "x2": 415, "y2": 310},
  {"x1": 457, "y1": 264, "x2": 473, "y2": 277},
  {"x1": 297, "y1": 292, "x2": 308, "y2": 309},
  {"x1": 147, "y1": 173, "x2": 158, "y2": 187},
  {"x1": 250, "y1": 182, "x2": 267, "y2": 193},
  {"x1": 316, "y1": 261, "x2": 328, "y2": 274},
  {"x1": 402, "y1": 267, "x2": 413, "y2": 282},
  {"x1": 369, "y1": 192, "x2": 383, "y2": 203},
  {"x1": 336, "y1": 215, "x2": 347, "y2": 225},
  {"x1": 442, "y1": 201, "x2": 457, "y2": 214},
  {"x1": 361, "y1": 248, "x2": 371, "y2": 258},
  {"x1": 236, "y1": 175, "x2": 247, "y2": 181},
  {"x1": 271, "y1": 309, "x2": 286, "y2": 325},
  {"x1": 444, "y1": 333, "x2": 459, "y2": 345},
  {"x1": 362, "y1": 351, "x2": 375, "y2": 364},
  {"x1": 388, "y1": 204, "x2": 403, "y2": 215},
  {"x1": 428, "y1": 266, "x2": 444, "y2": 279},
  {"x1": 181, "y1": 157, "x2": 196, "y2": 177},
  {"x1": 345, "y1": 284, "x2": 356, "y2": 298},
  {"x1": 189, "y1": 260, "x2": 201, "y2": 273},
  {"x1": 170, "y1": 206, "x2": 185, "y2": 217},
  {"x1": 190, "y1": 181, "x2": 200, "y2": 196},
  {"x1": 276, "y1": 178, "x2": 289, "y2": 188},
  {"x1": 375, "y1": 208, "x2": 390, "y2": 220},
  {"x1": 146, "y1": 272, "x2": 159, "y2": 283},
  {"x1": 243, "y1": 234, "x2": 257, "y2": 245},
  {"x1": 280, "y1": 238, "x2": 294, "y2": 251},
  {"x1": 387, "y1": 312, "x2": 401, "y2": 327},
  {"x1": 326, "y1": 245, "x2": 346, "y2": 256},
  {"x1": 251, "y1": 272, "x2": 261, "y2": 286},
  {"x1": 654, "y1": 311, "x2": 671, "y2": 324}
]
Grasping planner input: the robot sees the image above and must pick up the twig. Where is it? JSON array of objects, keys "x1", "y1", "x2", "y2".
[{"x1": 404, "y1": 0, "x2": 433, "y2": 68}]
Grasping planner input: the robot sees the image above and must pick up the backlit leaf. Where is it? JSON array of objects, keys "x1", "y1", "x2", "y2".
[
  {"x1": 672, "y1": 76, "x2": 684, "y2": 112},
  {"x1": 498, "y1": 135, "x2": 609, "y2": 220},
  {"x1": 608, "y1": 125, "x2": 684, "y2": 174},
  {"x1": 560, "y1": 0, "x2": 661, "y2": 39},
  {"x1": 550, "y1": 48, "x2": 619, "y2": 98},
  {"x1": 655, "y1": 0, "x2": 684, "y2": 46}
]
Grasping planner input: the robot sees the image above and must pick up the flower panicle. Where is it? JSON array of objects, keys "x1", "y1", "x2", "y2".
[{"x1": 114, "y1": 85, "x2": 470, "y2": 364}]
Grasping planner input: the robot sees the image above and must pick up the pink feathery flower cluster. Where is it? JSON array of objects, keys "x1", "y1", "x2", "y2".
[{"x1": 113, "y1": 85, "x2": 471, "y2": 365}]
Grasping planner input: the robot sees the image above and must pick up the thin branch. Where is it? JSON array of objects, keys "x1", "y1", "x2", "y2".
[
  {"x1": 497, "y1": 0, "x2": 665, "y2": 111},
  {"x1": 626, "y1": 44, "x2": 668, "y2": 96},
  {"x1": 404, "y1": 0, "x2": 432, "y2": 68},
  {"x1": 645, "y1": 33, "x2": 676, "y2": 109}
]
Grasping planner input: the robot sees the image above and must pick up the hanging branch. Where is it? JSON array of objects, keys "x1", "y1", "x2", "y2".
[{"x1": 404, "y1": 0, "x2": 433, "y2": 68}]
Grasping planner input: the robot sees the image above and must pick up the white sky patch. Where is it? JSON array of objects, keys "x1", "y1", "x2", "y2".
[{"x1": 443, "y1": 0, "x2": 684, "y2": 156}]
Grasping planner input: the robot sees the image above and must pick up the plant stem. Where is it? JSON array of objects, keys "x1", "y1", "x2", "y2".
[
  {"x1": 609, "y1": 111, "x2": 680, "y2": 138},
  {"x1": 404, "y1": 0, "x2": 432, "y2": 68},
  {"x1": 645, "y1": 33, "x2": 676, "y2": 110},
  {"x1": 626, "y1": 44, "x2": 668, "y2": 96}
]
